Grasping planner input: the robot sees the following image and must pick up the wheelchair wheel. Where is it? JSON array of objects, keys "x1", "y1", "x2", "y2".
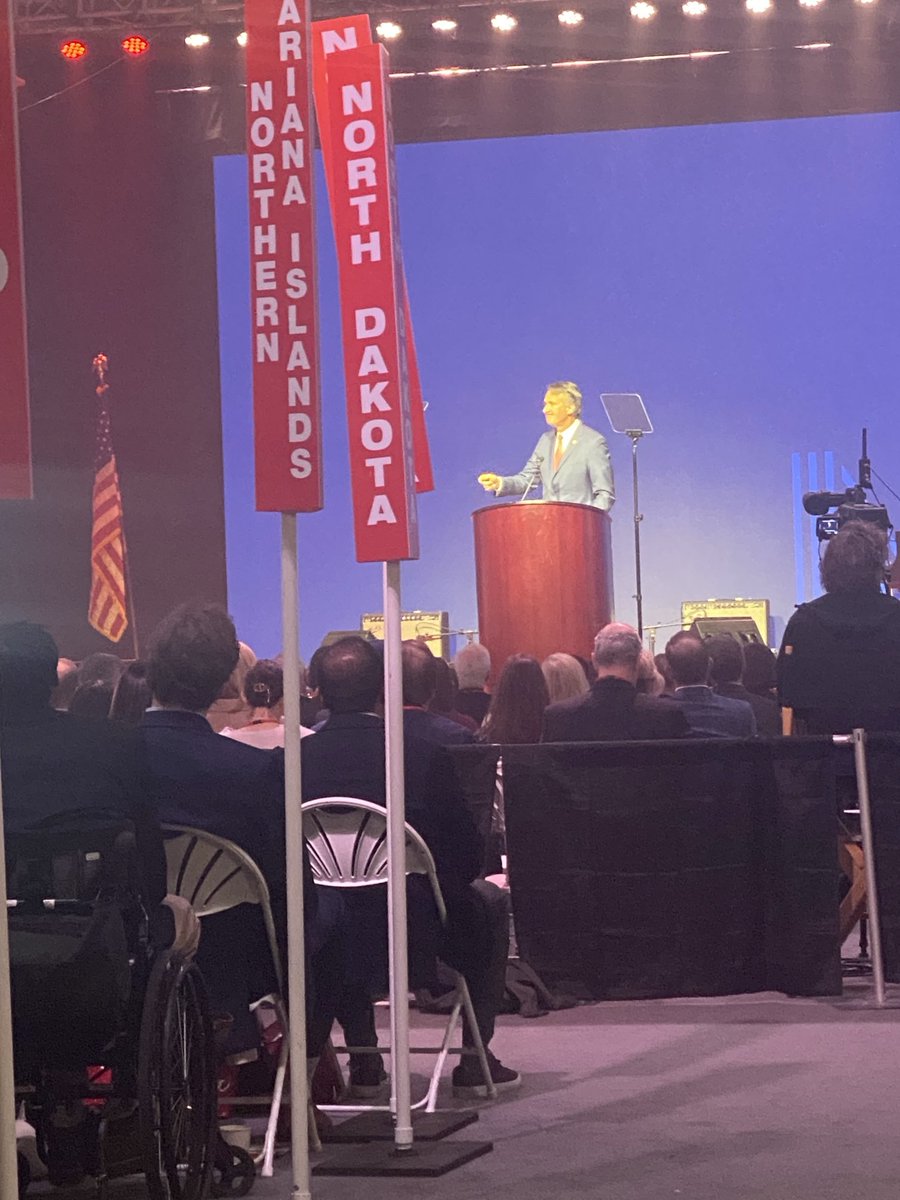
[{"x1": 138, "y1": 950, "x2": 216, "y2": 1200}]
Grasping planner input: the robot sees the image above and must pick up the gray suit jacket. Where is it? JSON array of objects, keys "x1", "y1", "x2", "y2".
[{"x1": 496, "y1": 422, "x2": 615, "y2": 510}]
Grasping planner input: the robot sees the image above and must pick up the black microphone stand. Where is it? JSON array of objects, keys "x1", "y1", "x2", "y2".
[{"x1": 627, "y1": 429, "x2": 645, "y2": 638}]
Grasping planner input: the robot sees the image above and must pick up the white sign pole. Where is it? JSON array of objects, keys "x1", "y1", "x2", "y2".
[
  {"x1": 0, "y1": 749, "x2": 20, "y2": 1199},
  {"x1": 383, "y1": 559, "x2": 413, "y2": 1151},
  {"x1": 282, "y1": 512, "x2": 312, "y2": 1197}
]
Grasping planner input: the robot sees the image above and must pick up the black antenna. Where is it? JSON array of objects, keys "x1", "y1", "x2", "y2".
[{"x1": 860, "y1": 427, "x2": 872, "y2": 490}]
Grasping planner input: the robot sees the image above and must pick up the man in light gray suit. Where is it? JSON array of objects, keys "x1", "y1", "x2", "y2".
[{"x1": 478, "y1": 381, "x2": 615, "y2": 511}]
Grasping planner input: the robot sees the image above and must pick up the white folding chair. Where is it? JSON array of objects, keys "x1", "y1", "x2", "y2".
[
  {"x1": 162, "y1": 824, "x2": 304, "y2": 1177},
  {"x1": 302, "y1": 797, "x2": 497, "y2": 1110}
]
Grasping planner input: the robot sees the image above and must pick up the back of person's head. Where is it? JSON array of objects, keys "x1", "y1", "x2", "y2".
[
  {"x1": 742, "y1": 642, "x2": 777, "y2": 697},
  {"x1": 654, "y1": 653, "x2": 675, "y2": 693},
  {"x1": 0, "y1": 621, "x2": 60, "y2": 716},
  {"x1": 429, "y1": 656, "x2": 458, "y2": 715},
  {"x1": 147, "y1": 603, "x2": 240, "y2": 712},
  {"x1": 216, "y1": 641, "x2": 257, "y2": 703},
  {"x1": 636, "y1": 649, "x2": 666, "y2": 696},
  {"x1": 482, "y1": 654, "x2": 549, "y2": 744},
  {"x1": 78, "y1": 652, "x2": 125, "y2": 688},
  {"x1": 665, "y1": 632, "x2": 710, "y2": 687},
  {"x1": 69, "y1": 680, "x2": 114, "y2": 721},
  {"x1": 454, "y1": 641, "x2": 491, "y2": 690},
  {"x1": 317, "y1": 636, "x2": 383, "y2": 715},
  {"x1": 820, "y1": 521, "x2": 890, "y2": 594},
  {"x1": 542, "y1": 653, "x2": 590, "y2": 704},
  {"x1": 244, "y1": 659, "x2": 284, "y2": 711},
  {"x1": 306, "y1": 645, "x2": 328, "y2": 697},
  {"x1": 109, "y1": 660, "x2": 152, "y2": 726},
  {"x1": 402, "y1": 639, "x2": 438, "y2": 707},
  {"x1": 593, "y1": 624, "x2": 643, "y2": 677},
  {"x1": 706, "y1": 635, "x2": 745, "y2": 687},
  {"x1": 51, "y1": 657, "x2": 79, "y2": 710}
]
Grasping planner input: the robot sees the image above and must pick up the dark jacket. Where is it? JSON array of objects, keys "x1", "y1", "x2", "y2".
[
  {"x1": 403, "y1": 706, "x2": 476, "y2": 748},
  {"x1": 543, "y1": 676, "x2": 690, "y2": 742},
  {"x1": 778, "y1": 589, "x2": 900, "y2": 734},
  {"x1": 716, "y1": 681, "x2": 781, "y2": 737},
  {"x1": 665, "y1": 685, "x2": 756, "y2": 738},
  {"x1": 1, "y1": 707, "x2": 166, "y2": 907},
  {"x1": 455, "y1": 689, "x2": 491, "y2": 727}
]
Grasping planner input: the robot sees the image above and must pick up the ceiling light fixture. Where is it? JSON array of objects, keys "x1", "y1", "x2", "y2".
[
  {"x1": 236, "y1": 30, "x2": 248, "y2": 46},
  {"x1": 491, "y1": 12, "x2": 518, "y2": 31},
  {"x1": 184, "y1": 32, "x2": 211, "y2": 47},
  {"x1": 558, "y1": 9, "x2": 585, "y2": 24},
  {"x1": 432, "y1": 17, "x2": 459, "y2": 31},
  {"x1": 630, "y1": 2, "x2": 658, "y2": 19},
  {"x1": 375, "y1": 20, "x2": 403, "y2": 39},
  {"x1": 682, "y1": 1, "x2": 708, "y2": 14}
]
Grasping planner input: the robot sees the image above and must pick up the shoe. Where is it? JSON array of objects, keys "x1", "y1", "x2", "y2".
[
  {"x1": 452, "y1": 1052, "x2": 521, "y2": 1099},
  {"x1": 348, "y1": 1055, "x2": 389, "y2": 1100}
]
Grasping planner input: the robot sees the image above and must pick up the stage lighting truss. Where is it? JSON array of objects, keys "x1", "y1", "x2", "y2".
[{"x1": 15, "y1": 0, "x2": 242, "y2": 35}]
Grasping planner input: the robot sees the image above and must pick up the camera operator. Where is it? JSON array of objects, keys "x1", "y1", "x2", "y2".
[{"x1": 777, "y1": 521, "x2": 900, "y2": 734}]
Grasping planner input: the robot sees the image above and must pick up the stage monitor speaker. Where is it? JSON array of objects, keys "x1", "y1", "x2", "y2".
[
  {"x1": 688, "y1": 616, "x2": 764, "y2": 646},
  {"x1": 681, "y1": 598, "x2": 770, "y2": 644},
  {"x1": 361, "y1": 611, "x2": 449, "y2": 659}
]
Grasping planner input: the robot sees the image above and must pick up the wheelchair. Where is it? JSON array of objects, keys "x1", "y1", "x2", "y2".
[{"x1": 6, "y1": 809, "x2": 236, "y2": 1199}]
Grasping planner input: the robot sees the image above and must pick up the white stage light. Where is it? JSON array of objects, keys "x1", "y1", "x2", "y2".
[
  {"x1": 630, "y1": 2, "x2": 657, "y2": 19},
  {"x1": 682, "y1": 1, "x2": 708, "y2": 14},
  {"x1": 798, "y1": 0, "x2": 824, "y2": 8},
  {"x1": 184, "y1": 32, "x2": 210, "y2": 48},
  {"x1": 376, "y1": 20, "x2": 403, "y2": 39},
  {"x1": 745, "y1": 0, "x2": 772, "y2": 13},
  {"x1": 558, "y1": 9, "x2": 585, "y2": 24},
  {"x1": 236, "y1": 30, "x2": 248, "y2": 46},
  {"x1": 432, "y1": 17, "x2": 458, "y2": 31},
  {"x1": 491, "y1": 13, "x2": 518, "y2": 31},
  {"x1": 854, "y1": 0, "x2": 877, "y2": 5}
]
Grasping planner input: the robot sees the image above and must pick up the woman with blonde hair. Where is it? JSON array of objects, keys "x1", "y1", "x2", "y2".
[
  {"x1": 542, "y1": 652, "x2": 590, "y2": 706},
  {"x1": 207, "y1": 640, "x2": 257, "y2": 732}
]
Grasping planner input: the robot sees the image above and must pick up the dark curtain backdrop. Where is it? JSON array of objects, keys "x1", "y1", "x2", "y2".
[{"x1": 4, "y1": 69, "x2": 226, "y2": 658}]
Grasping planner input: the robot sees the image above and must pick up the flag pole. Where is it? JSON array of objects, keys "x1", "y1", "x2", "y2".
[{"x1": 282, "y1": 512, "x2": 311, "y2": 1198}]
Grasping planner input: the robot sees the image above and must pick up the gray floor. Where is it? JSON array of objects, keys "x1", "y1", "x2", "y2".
[{"x1": 30, "y1": 974, "x2": 900, "y2": 1200}]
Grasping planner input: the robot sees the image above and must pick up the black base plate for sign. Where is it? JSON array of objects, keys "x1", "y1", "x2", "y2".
[
  {"x1": 312, "y1": 1139, "x2": 493, "y2": 1177},
  {"x1": 323, "y1": 1109, "x2": 479, "y2": 1143}
]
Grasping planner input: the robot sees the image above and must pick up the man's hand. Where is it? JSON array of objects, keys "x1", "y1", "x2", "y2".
[{"x1": 478, "y1": 472, "x2": 501, "y2": 494}]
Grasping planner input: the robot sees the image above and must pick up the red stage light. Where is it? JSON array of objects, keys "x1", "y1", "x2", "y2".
[
  {"x1": 60, "y1": 39, "x2": 88, "y2": 60},
  {"x1": 121, "y1": 34, "x2": 150, "y2": 56}
]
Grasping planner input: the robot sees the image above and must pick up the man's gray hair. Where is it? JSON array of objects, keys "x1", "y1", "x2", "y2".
[
  {"x1": 454, "y1": 641, "x2": 491, "y2": 688},
  {"x1": 546, "y1": 380, "x2": 583, "y2": 417},
  {"x1": 593, "y1": 625, "x2": 643, "y2": 670}
]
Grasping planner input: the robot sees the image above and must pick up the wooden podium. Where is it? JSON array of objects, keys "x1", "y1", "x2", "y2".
[{"x1": 473, "y1": 501, "x2": 614, "y2": 678}]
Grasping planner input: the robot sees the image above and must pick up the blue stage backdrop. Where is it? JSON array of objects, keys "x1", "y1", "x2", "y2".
[{"x1": 214, "y1": 112, "x2": 900, "y2": 660}]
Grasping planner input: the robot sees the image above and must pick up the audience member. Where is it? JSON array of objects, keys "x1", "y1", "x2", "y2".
[
  {"x1": 220, "y1": 658, "x2": 313, "y2": 747},
  {"x1": 544, "y1": 625, "x2": 689, "y2": 741},
  {"x1": 428, "y1": 656, "x2": 479, "y2": 733},
  {"x1": 778, "y1": 521, "x2": 900, "y2": 733},
  {"x1": 636, "y1": 648, "x2": 666, "y2": 697},
  {"x1": 0, "y1": 623, "x2": 165, "y2": 905},
  {"x1": 77, "y1": 652, "x2": 124, "y2": 689},
  {"x1": 742, "y1": 641, "x2": 778, "y2": 700},
  {"x1": 51, "y1": 657, "x2": 78, "y2": 710},
  {"x1": 301, "y1": 645, "x2": 330, "y2": 728},
  {"x1": 109, "y1": 660, "x2": 152, "y2": 726},
  {"x1": 654, "y1": 653, "x2": 675, "y2": 694},
  {"x1": 480, "y1": 655, "x2": 548, "y2": 745},
  {"x1": 301, "y1": 636, "x2": 519, "y2": 1097},
  {"x1": 140, "y1": 604, "x2": 324, "y2": 1056},
  {"x1": 68, "y1": 680, "x2": 114, "y2": 721},
  {"x1": 573, "y1": 655, "x2": 596, "y2": 686},
  {"x1": 206, "y1": 640, "x2": 257, "y2": 733},
  {"x1": 707, "y1": 635, "x2": 781, "y2": 737},
  {"x1": 664, "y1": 632, "x2": 756, "y2": 737},
  {"x1": 403, "y1": 640, "x2": 475, "y2": 746},
  {"x1": 542, "y1": 652, "x2": 590, "y2": 706},
  {"x1": 453, "y1": 641, "x2": 492, "y2": 726}
]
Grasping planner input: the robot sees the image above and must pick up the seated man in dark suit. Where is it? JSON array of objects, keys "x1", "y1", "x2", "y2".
[
  {"x1": 301, "y1": 636, "x2": 519, "y2": 1098},
  {"x1": 707, "y1": 635, "x2": 781, "y2": 737},
  {"x1": 543, "y1": 624, "x2": 689, "y2": 742},
  {"x1": 453, "y1": 642, "x2": 492, "y2": 726},
  {"x1": 664, "y1": 632, "x2": 756, "y2": 738},
  {"x1": 403, "y1": 639, "x2": 475, "y2": 747},
  {"x1": 140, "y1": 602, "x2": 328, "y2": 1058}
]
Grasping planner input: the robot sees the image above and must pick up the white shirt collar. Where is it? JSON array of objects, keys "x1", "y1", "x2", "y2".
[{"x1": 554, "y1": 419, "x2": 581, "y2": 454}]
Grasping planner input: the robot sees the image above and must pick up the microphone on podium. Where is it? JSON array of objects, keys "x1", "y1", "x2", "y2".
[{"x1": 518, "y1": 453, "x2": 543, "y2": 503}]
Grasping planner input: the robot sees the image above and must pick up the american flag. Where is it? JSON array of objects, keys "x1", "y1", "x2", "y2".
[{"x1": 88, "y1": 356, "x2": 129, "y2": 643}]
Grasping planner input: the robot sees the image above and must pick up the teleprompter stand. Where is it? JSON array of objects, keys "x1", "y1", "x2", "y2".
[{"x1": 601, "y1": 393, "x2": 653, "y2": 638}]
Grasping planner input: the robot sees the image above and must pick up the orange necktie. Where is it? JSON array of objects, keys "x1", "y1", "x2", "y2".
[{"x1": 552, "y1": 432, "x2": 564, "y2": 472}]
